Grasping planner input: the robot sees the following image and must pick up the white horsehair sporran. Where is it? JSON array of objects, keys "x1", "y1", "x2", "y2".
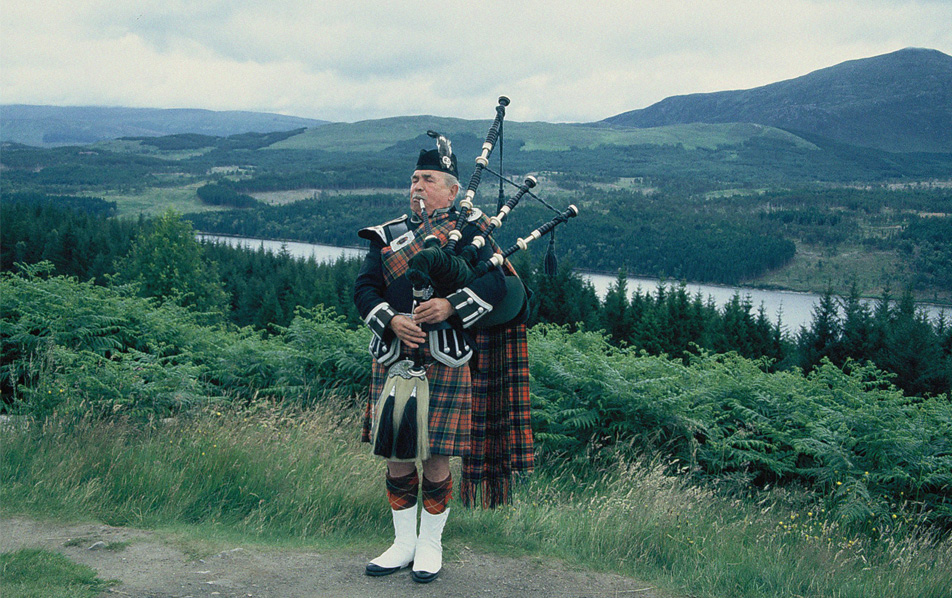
[{"x1": 371, "y1": 357, "x2": 431, "y2": 462}]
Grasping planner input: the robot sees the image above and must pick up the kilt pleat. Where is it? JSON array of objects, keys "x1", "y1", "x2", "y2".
[{"x1": 461, "y1": 323, "x2": 533, "y2": 508}]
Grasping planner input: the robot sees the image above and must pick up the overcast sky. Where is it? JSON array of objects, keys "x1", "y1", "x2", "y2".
[{"x1": 2, "y1": 0, "x2": 950, "y2": 123}]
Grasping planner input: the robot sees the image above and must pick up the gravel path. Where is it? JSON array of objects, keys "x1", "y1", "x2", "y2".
[{"x1": 0, "y1": 517, "x2": 666, "y2": 598}]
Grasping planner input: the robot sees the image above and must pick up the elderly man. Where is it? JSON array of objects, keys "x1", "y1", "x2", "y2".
[{"x1": 353, "y1": 146, "x2": 532, "y2": 582}]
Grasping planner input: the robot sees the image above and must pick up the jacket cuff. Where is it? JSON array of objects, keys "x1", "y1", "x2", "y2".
[
  {"x1": 364, "y1": 302, "x2": 398, "y2": 338},
  {"x1": 447, "y1": 288, "x2": 493, "y2": 329}
]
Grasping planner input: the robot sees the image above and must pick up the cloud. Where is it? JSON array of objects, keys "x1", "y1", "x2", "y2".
[{"x1": 2, "y1": 0, "x2": 950, "y2": 122}]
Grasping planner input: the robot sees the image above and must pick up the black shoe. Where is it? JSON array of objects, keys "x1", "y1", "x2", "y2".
[
  {"x1": 411, "y1": 569, "x2": 439, "y2": 583},
  {"x1": 365, "y1": 562, "x2": 410, "y2": 576}
]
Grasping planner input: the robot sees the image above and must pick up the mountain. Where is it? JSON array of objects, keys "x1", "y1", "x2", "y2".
[
  {"x1": 601, "y1": 48, "x2": 952, "y2": 153},
  {"x1": 0, "y1": 105, "x2": 330, "y2": 147}
]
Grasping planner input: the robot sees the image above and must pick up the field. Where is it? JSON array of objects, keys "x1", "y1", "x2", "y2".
[
  {"x1": 101, "y1": 182, "x2": 225, "y2": 217},
  {"x1": 749, "y1": 241, "x2": 912, "y2": 297}
]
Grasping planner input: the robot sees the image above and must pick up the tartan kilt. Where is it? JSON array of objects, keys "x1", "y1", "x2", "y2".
[{"x1": 361, "y1": 345, "x2": 472, "y2": 458}]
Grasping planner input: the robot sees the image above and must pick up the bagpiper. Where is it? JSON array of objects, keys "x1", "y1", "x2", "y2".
[{"x1": 353, "y1": 142, "x2": 533, "y2": 583}]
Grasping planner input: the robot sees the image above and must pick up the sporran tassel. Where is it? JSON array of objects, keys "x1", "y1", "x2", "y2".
[{"x1": 372, "y1": 360, "x2": 431, "y2": 463}]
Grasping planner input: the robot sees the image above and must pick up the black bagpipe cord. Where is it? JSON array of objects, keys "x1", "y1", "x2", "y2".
[
  {"x1": 496, "y1": 119, "x2": 505, "y2": 214},
  {"x1": 544, "y1": 229, "x2": 558, "y2": 276},
  {"x1": 493, "y1": 117, "x2": 558, "y2": 277}
]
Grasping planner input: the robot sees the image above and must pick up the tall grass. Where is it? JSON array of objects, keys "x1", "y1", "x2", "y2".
[
  {"x1": 2, "y1": 405, "x2": 949, "y2": 598},
  {"x1": 0, "y1": 407, "x2": 383, "y2": 542}
]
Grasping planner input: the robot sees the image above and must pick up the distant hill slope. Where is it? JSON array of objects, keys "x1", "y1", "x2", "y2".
[
  {"x1": 602, "y1": 48, "x2": 952, "y2": 153},
  {"x1": 0, "y1": 105, "x2": 330, "y2": 147},
  {"x1": 270, "y1": 117, "x2": 817, "y2": 153}
]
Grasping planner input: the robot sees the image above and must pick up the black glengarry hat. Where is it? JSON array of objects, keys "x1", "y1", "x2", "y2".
[{"x1": 416, "y1": 148, "x2": 458, "y2": 180}]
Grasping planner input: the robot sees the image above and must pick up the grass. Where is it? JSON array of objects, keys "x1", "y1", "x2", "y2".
[
  {"x1": 0, "y1": 548, "x2": 117, "y2": 598},
  {"x1": 101, "y1": 183, "x2": 226, "y2": 218},
  {"x1": 747, "y1": 241, "x2": 917, "y2": 298},
  {"x1": 60, "y1": 537, "x2": 126, "y2": 550},
  {"x1": 249, "y1": 188, "x2": 404, "y2": 205},
  {"x1": 2, "y1": 405, "x2": 950, "y2": 598}
]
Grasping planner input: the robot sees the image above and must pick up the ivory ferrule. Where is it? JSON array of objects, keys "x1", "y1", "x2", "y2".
[
  {"x1": 530, "y1": 230, "x2": 543, "y2": 241},
  {"x1": 490, "y1": 216, "x2": 503, "y2": 228},
  {"x1": 475, "y1": 156, "x2": 488, "y2": 167},
  {"x1": 472, "y1": 236, "x2": 486, "y2": 249},
  {"x1": 482, "y1": 142, "x2": 493, "y2": 152},
  {"x1": 448, "y1": 230, "x2": 462, "y2": 242},
  {"x1": 516, "y1": 238, "x2": 528, "y2": 251},
  {"x1": 499, "y1": 206, "x2": 512, "y2": 217},
  {"x1": 490, "y1": 254, "x2": 505, "y2": 268},
  {"x1": 464, "y1": 190, "x2": 476, "y2": 202}
]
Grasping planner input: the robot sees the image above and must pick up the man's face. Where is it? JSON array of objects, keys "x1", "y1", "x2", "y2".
[{"x1": 410, "y1": 170, "x2": 458, "y2": 217}]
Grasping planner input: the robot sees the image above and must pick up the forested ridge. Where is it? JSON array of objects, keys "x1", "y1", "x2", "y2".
[
  {"x1": 184, "y1": 191, "x2": 797, "y2": 284},
  {"x1": 3, "y1": 129, "x2": 951, "y2": 300}
]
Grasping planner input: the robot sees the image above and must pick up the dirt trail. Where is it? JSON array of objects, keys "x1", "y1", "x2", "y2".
[{"x1": 0, "y1": 517, "x2": 664, "y2": 598}]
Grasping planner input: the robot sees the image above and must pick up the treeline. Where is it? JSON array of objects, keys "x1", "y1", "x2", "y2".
[
  {"x1": 128, "y1": 128, "x2": 306, "y2": 151},
  {"x1": 7, "y1": 126, "x2": 952, "y2": 202},
  {"x1": 596, "y1": 268, "x2": 951, "y2": 397},
  {"x1": 0, "y1": 194, "x2": 136, "y2": 284},
  {"x1": 185, "y1": 191, "x2": 797, "y2": 284},
  {"x1": 1, "y1": 198, "x2": 362, "y2": 332},
  {"x1": 196, "y1": 182, "x2": 261, "y2": 208},
  {"x1": 501, "y1": 134, "x2": 952, "y2": 187},
  {"x1": 901, "y1": 217, "x2": 952, "y2": 291},
  {"x1": 5, "y1": 135, "x2": 951, "y2": 295},
  {"x1": 0, "y1": 144, "x2": 176, "y2": 191},
  {"x1": 798, "y1": 285, "x2": 952, "y2": 398},
  {"x1": 597, "y1": 272, "x2": 786, "y2": 363}
]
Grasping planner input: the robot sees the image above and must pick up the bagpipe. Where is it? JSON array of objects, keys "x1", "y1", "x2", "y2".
[
  {"x1": 407, "y1": 96, "x2": 579, "y2": 327},
  {"x1": 372, "y1": 97, "x2": 578, "y2": 462}
]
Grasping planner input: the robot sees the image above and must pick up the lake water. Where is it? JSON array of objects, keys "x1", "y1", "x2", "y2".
[{"x1": 198, "y1": 233, "x2": 948, "y2": 332}]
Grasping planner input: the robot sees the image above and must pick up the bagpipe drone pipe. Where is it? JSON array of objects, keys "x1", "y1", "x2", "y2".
[{"x1": 406, "y1": 96, "x2": 580, "y2": 329}]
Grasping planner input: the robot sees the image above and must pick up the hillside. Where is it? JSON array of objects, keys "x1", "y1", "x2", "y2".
[
  {"x1": 602, "y1": 48, "x2": 952, "y2": 153},
  {"x1": 270, "y1": 117, "x2": 816, "y2": 153},
  {"x1": 0, "y1": 105, "x2": 329, "y2": 147}
]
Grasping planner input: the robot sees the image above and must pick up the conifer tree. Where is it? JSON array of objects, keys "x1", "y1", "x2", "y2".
[
  {"x1": 797, "y1": 286, "x2": 841, "y2": 373},
  {"x1": 838, "y1": 282, "x2": 874, "y2": 366},
  {"x1": 602, "y1": 269, "x2": 634, "y2": 344}
]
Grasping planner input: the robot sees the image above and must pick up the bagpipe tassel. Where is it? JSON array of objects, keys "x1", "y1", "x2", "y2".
[{"x1": 543, "y1": 230, "x2": 558, "y2": 276}]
